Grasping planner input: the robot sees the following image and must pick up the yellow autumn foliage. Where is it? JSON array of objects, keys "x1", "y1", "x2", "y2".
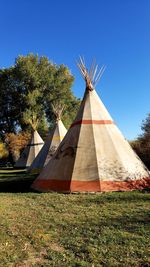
[
  {"x1": 0, "y1": 142, "x2": 9, "y2": 159},
  {"x1": 5, "y1": 132, "x2": 31, "y2": 161}
]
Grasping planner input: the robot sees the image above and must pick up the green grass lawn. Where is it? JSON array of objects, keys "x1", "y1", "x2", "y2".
[{"x1": 0, "y1": 170, "x2": 149, "y2": 267}]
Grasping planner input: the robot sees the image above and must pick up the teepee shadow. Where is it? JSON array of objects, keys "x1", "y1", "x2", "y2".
[{"x1": 0, "y1": 169, "x2": 37, "y2": 193}]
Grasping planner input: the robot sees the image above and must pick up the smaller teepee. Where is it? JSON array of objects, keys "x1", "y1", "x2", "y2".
[
  {"x1": 28, "y1": 104, "x2": 67, "y2": 174},
  {"x1": 14, "y1": 130, "x2": 44, "y2": 168}
]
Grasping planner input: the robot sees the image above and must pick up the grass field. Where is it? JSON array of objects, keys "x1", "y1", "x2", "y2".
[{"x1": 0, "y1": 170, "x2": 149, "y2": 267}]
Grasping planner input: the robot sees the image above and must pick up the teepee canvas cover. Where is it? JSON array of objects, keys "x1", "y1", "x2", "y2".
[
  {"x1": 32, "y1": 59, "x2": 150, "y2": 192},
  {"x1": 28, "y1": 105, "x2": 67, "y2": 174},
  {"x1": 15, "y1": 130, "x2": 44, "y2": 168}
]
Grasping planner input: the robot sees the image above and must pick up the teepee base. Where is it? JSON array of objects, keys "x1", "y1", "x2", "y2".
[{"x1": 32, "y1": 177, "x2": 150, "y2": 192}]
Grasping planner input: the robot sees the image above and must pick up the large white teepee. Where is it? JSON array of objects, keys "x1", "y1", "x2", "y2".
[
  {"x1": 15, "y1": 130, "x2": 44, "y2": 168},
  {"x1": 32, "y1": 58, "x2": 150, "y2": 192},
  {"x1": 28, "y1": 105, "x2": 67, "y2": 174}
]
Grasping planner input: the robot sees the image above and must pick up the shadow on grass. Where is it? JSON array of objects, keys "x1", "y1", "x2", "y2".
[
  {"x1": 86, "y1": 189, "x2": 150, "y2": 205},
  {"x1": 0, "y1": 168, "x2": 36, "y2": 193},
  {"x1": 102, "y1": 209, "x2": 150, "y2": 234}
]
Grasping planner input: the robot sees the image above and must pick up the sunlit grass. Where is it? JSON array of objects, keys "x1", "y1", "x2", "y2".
[{"x1": 0, "y1": 170, "x2": 149, "y2": 266}]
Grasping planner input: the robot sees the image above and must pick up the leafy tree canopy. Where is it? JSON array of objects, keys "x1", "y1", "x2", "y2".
[{"x1": 0, "y1": 54, "x2": 80, "y2": 138}]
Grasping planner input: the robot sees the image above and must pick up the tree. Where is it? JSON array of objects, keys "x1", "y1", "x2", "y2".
[
  {"x1": 5, "y1": 131, "x2": 31, "y2": 162},
  {"x1": 0, "y1": 68, "x2": 20, "y2": 135},
  {"x1": 141, "y1": 113, "x2": 150, "y2": 136},
  {"x1": 131, "y1": 113, "x2": 150, "y2": 169},
  {"x1": 0, "y1": 54, "x2": 80, "y2": 138}
]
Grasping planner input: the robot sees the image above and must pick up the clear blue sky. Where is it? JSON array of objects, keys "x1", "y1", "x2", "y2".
[{"x1": 0, "y1": 0, "x2": 150, "y2": 140}]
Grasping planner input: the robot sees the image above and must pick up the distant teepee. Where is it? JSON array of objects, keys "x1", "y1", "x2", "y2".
[
  {"x1": 14, "y1": 130, "x2": 44, "y2": 168},
  {"x1": 28, "y1": 104, "x2": 67, "y2": 174},
  {"x1": 32, "y1": 57, "x2": 150, "y2": 192}
]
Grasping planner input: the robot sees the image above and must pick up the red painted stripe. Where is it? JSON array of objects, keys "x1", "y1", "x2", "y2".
[
  {"x1": 70, "y1": 120, "x2": 114, "y2": 128},
  {"x1": 32, "y1": 177, "x2": 150, "y2": 192}
]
